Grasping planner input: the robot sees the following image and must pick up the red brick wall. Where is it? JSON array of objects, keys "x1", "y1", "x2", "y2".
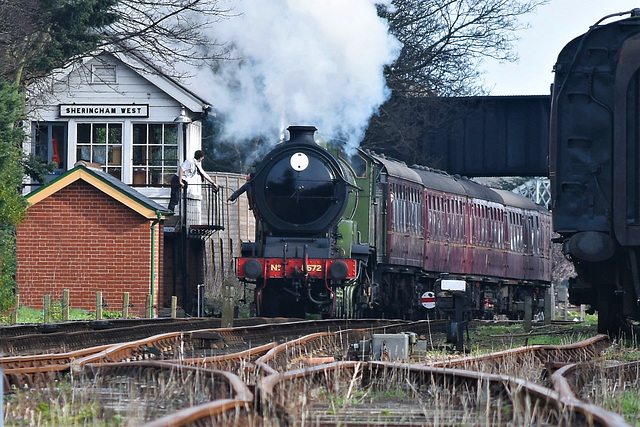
[{"x1": 16, "y1": 180, "x2": 163, "y2": 317}]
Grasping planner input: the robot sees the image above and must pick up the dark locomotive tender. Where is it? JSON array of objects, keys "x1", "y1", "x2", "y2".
[
  {"x1": 550, "y1": 8, "x2": 640, "y2": 334},
  {"x1": 236, "y1": 125, "x2": 551, "y2": 320}
]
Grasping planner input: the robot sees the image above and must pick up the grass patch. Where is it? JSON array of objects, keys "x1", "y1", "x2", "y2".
[
  {"x1": 614, "y1": 389, "x2": 640, "y2": 424},
  {"x1": 4, "y1": 383, "x2": 115, "y2": 426},
  {"x1": 468, "y1": 321, "x2": 598, "y2": 353},
  {"x1": 0, "y1": 305, "x2": 130, "y2": 325},
  {"x1": 602, "y1": 339, "x2": 640, "y2": 363},
  {"x1": 596, "y1": 368, "x2": 640, "y2": 425}
]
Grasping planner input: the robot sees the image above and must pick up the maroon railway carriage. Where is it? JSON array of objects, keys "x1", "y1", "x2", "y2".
[{"x1": 373, "y1": 153, "x2": 551, "y2": 319}]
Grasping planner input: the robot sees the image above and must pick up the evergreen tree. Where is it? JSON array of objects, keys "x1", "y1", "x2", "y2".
[
  {"x1": 0, "y1": 0, "x2": 228, "y2": 311},
  {"x1": 0, "y1": 0, "x2": 120, "y2": 311},
  {"x1": 1, "y1": 0, "x2": 119, "y2": 85},
  {"x1": 0, "y1": 82, "x2": 28, "y2": 310}
]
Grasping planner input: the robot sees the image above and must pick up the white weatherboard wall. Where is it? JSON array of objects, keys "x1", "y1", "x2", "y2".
[{"x1": 25, "y1": 51, "x2": 208, "y2": 206}]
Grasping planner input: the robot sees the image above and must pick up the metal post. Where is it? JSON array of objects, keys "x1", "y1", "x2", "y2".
[
  {"x1": 182, "y1": 187, "x2": 189, "y2": 314},
  {"x1": 95, "y1": 291, "x2": 103, "y2": 320},
  {"x1": 197, "y1": 284, "x2": 204, "y2": 317},
  {"x1": 524, "y1": 293, "x2": 533, "y2": 332},
  {"x1": 445, "y1": 291, "x2": 468, "y2": 352},
  {"x1": 544, "y1": 286, "x2": 552, "y2": 325},
  {"x1": 150, "y1": 214, "x2": 160, "y2": 319},
  {"x1": 62, "y1": 289, "x2": 70, "y2": 321},
  {"x1": 549, "y1": 284, "x2": 556, "y2": 321},
  {"x1": 0, "y1": 366, "x2": 3, "y2": 427}
]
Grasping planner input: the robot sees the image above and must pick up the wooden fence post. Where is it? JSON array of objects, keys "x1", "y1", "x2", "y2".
[
  {"x1": 43, "y1": 295, "x2": 51, "y2": 323},
  {"x1": 95, "y1": 291, "x2": 103, "y2": 320},
  {"x1": 10, "y1": 295, "x2": 19, "y2": 324},
  {"x1": 122, "y1": 292, "x2": 130, "y2": 319},
  {"x1": 62, "y1": 289, "x2": 70, "y2": 321},
  {"x1": 145, "y1": 295, "x2": 152, "y2": 318},
  {"x1": 222, "y1": 282, "x2": 234, "y2": 328}
]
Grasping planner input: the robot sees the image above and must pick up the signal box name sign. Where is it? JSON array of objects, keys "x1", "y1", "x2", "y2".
[{"x1": 59, "y1": 104, "x2": 149, "y2": 117}]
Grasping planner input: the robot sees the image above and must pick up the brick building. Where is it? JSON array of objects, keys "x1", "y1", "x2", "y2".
[
  {"x1": 16, "y1": 163, "x2": 171, "y2": 316},
  {"x1": 18, "y1": 50, "x2": 255, "y2": 317}
]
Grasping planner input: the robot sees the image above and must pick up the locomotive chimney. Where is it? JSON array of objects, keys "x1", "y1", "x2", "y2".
[{"x1": 287, "y1": 125, "x2": 317, "y2": 145}]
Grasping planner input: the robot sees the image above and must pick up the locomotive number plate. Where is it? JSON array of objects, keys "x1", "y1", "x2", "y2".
[{"x1": 306, "y1": 263, "x2": 323, "y2": 272}]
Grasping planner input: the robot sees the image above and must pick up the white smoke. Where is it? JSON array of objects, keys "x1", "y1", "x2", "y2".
[{"x1": 194, "y1": 0, "x2": 401, "y2": 150}]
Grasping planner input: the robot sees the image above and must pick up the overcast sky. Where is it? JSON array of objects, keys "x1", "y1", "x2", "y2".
[{"x1": 481, "y1": 0, "x2": 640, "y2": 95}]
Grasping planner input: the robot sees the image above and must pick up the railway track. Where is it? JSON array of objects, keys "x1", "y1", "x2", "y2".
[
  {"x1": 0, "y1": 319, "x2": 426, "y2": 390},
  {"x1": 0, "y1": 318, "x2": 633, "y2": 426},
  {"x1": 259, "y1": 361, "x2": 628, "y2": 427},
  {"x1": 0, "y1": 317, "x2": 295, "y2": 356}
]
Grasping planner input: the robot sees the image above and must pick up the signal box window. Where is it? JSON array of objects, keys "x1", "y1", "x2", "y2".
[
  {"x1": 76, "y1": 123, "x2": 122, "y2": 179},
  {"x1": 132, "y1": 123, "x2": 178, "y2": 185},
  {"x1": 33, "y1": 123, "x2": 67, "y2": 172}
]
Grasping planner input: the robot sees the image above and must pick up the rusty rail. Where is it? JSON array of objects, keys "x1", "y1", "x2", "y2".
[
  {"x1": 1, "y1": 344, "x2": 112, "y2": 390},
  {"x1": 550, "y1": 363, "x2": 631, "y2": 426},
  {"x1": 255, "y1": 329, "x2": 370, "y2": 375},
  {"x1": 430, "y1": 334, "x2": 609, "y2": 372},
  {"x1": 143, "y1": 399, "x2": 253, "y2": 427},
  {"x1": 259, "y1": 360, "x2": 628, "y2": 426},
  {"x1": 77, "y1": 361, "x2": 254, "y2": 427}
]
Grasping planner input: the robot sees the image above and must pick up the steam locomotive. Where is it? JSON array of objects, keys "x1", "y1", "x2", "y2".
[
  {"x1": 550, "y1": 9, "x2": 640, "y2": 334},
  {"x1": 236, "y1": 125, "x2": 551, "y2": 319}
]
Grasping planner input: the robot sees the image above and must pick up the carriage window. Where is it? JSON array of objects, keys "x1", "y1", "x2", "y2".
[
  {"x1": 427, "y1": 194, "x2": 432, "y2": 238},
  {"x1": 409, "y1": 188, "x2": 421, "y2": 235},
  {"x1": 457, "y1": 200, "x2": 464, "y2": 243},
  {"x1": 445, "y1": 199, "x2": 450, "y2": 240},
  {"x1": 497, "y1": 209, "x2": 504, "y2": 248},
  {"x1": 470, "y1": 205, "x2": 476, "y2": 243},
  {"x1": 492, "y1": 208, "x2": 499, "y2": 248},
  {"x1": 401, "y1": 186, "x2": 407, "y2": 233},
  {"x1": 528, "y1": 216, "x2": 535, "y2": 253},
  {"x1": 480, "y1": 206, "x2": 485, "y2": 244},
  {"x1": 516, "y1": 215, "x2": 523, "y2": 252},
  {"x1": 534, "y1": 216, "x2": 540, "y2": 254}
]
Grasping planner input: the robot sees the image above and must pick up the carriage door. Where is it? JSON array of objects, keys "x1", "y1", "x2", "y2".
[{"x1": 34, "y1": 123, "x2": 67, "y2": 177}]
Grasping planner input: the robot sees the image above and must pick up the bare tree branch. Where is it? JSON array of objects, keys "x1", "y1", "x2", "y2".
[
  {"x1": 381, "y1": 0, "x2": 548, "y2": 97},
  {"x1": 0, "y1": 0, "x2": 235, "y2": 86},
  {"x1": 363, "y1": 0, "x2": 548, "y2": 164}
]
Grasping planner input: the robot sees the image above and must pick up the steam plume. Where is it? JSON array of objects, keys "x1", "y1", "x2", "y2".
[{"x1": 196, "y1": 0, "x2": 400, "y2": 150}]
